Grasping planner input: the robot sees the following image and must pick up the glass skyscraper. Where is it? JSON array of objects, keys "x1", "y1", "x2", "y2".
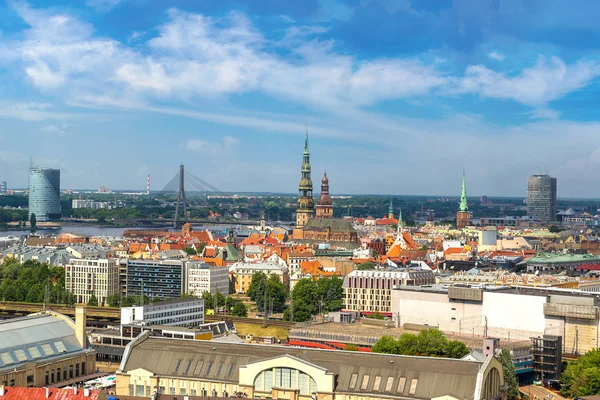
[
  {"x1": 28, "y1": 166, "x2": 61, "y2": 221},
  {"x1": 527, "y1": 174, "x2": 557, "y2": 223}
]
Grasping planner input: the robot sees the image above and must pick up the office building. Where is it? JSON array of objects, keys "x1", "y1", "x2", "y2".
[
  {"x1": 187, "y1": 261, "x2": 230, "y2": 296},
  {"x1": 0, "y1": 181, "x2": 6, "y2": 194},
  {"x1": 126, "y1": 259, "x2": 185, "y2": 299},
  {"x1": 531, "y1": 335, "x2": 562, "y2": 381},
  {"x1": 120, "y1": 298, "x2": 204, "y2": 327},
  {"x1": 117, "y1": 333, "x2": 505, "y2": 400},
  {"x1": 0, "y1": 307, "x2": 96, "y2": 388},
  {"x1": 28, "y1": 165, "x2": 61, "y2": 222},
  {"x1": 65, "y1": 259, "x2": 120, "y2": 305},
  {"x1": 527, "y1": 174, "x2": 557, "y2": 222},
  {"x1": 342, "y1": 269, "x2": 435, "y2": 315}
]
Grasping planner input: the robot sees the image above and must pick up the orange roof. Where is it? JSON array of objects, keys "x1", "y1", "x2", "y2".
[
  {"x1": 0, "y1": 387, "x2": 102, "y2": 399},
  {"x1": 300, "y1": 260, "x2": 338, "y2": 279},
  {"x1": 376, "y1": 218, "x2": 399, "y2": 226}
]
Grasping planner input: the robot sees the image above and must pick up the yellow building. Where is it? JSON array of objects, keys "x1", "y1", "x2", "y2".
[
  {"x1": 0, "y1": 307, "x2": 96, "y2": 388},
  {"x1": 117, "y1": 333, "x2": 504, "y2": 400},
  {"x1": 230, "y1": 261, "x2": 289, "y2": 293}
]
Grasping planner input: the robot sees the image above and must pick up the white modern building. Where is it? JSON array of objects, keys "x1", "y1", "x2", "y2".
[
  {"x1": 187, "y1": 261, "x2": 230, "y2": 296},
  {"x1": 65, "y1": 258, "x2": 120, "y2": 305},
  {"x1": 120, "y1": 298, "x2": 205, "y2": 327},
  {"x1": 343, "y1": 269, "x2": 435, "y2": 315},
  {"x1": 72, "y1": 199, "x2": 112, "y2": 209},
  {"x1": 392, "y1": 285, "x2": 600, "y2": 354}
]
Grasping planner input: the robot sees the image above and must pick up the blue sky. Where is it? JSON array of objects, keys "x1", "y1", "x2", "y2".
[{"x1": 1, "y1": 0, "x2": 600, "y2": 197}]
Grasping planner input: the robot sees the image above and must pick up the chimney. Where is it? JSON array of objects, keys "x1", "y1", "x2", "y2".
[
  {"x1": 83, "y1": 388, "x2": 90, "y2": 397},
  {"x1": 75, "y1": 306, "x2": 87, "y2": 349},
  {"x1": 0, "y1": 385, "x2": 5, "y2": 396},
  {"x1": 45, "y1": 387, "x2": 50, "y2": 398}
]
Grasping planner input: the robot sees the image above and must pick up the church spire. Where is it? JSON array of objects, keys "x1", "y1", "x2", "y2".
[
  {"x1": 397, "y1": 208, "x2": 403, "y2": 233},
  {"x1": 459, "y1": 171, "x2": 468, "y2": 212},
  {"x1": 296, "y1": 119, "x2": 314, "y2": 228}
]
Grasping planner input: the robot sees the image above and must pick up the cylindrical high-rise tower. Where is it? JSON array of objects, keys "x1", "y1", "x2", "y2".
[{"x1": 28, "y1": 165, "x2": 61, "y2": 222}]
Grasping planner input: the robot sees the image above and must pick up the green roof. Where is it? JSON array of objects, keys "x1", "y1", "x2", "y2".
[
  {"x1": 527, "y1": 253, "x2": 599, "y2": 264},
  {"x1": 218, "y1": 243, "x2": 241, "y2": 261},
  {"x1": 304, "y1": 218, "x2": 356, "y2": 233}
]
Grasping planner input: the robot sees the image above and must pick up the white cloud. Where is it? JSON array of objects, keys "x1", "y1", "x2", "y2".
[
  {"x1": 185, "y1": 138, "x2": 210, "y2": 152},
  {"x1": 86, "y1": 0, "x2": 123, "y2": 12},
  {"x1": 0, "y1": 102, "x2": 66, "y2": 121},
  {"x1": 41, "y1": 124, "x2": 66, "y2": 135},
  {"x1": 526, "y1": 108, "x2": 561, "y2": 120},
  {"x1": 488, "y1": 51, "x2": 505, "y2": 61},
  {"x1": 186, "y1": 136, "x2": 238, "y2": 154},
  {"x1": 450, "y1": 56, "x2": 600, "y2": 106}
]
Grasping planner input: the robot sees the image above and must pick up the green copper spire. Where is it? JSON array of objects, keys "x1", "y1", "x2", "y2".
[
  {"x1": 388, "y1": 198, "x2": 393, "y2": 217},
  {"x1": 398, "y1": 208, "x2": 403, "y2": 231},
  {"x1": 304, "y1": 119, "x2": 309, "y2": 155},
  {"x1": 459, "y1": 171, "x2": 468, "y2": 212}
]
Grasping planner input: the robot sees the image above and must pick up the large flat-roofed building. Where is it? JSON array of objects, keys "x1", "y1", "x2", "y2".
[
  {"x1": 392, "y1": 285, "x2": 600, "y2": 355},
  {"x1": 116, "y1": 333, "x2": 504, "y2": 400},
  {"x1": 120, "y1": 298, "x2": 204, "y2": 327},
  {"x1": 28, "y1": 165, "x2": 61, "y2": 222},
  {"x1": 527, "y1": 174, "x2": 557, "y2": 223},
  {"x1": 526, "y1": 252, "x2": 600, "y2": 272},
  {"x1": 187, "y1": 261, "x2": 230, "y2": 296},
  {"x1": 230, "y1": 262, "x2": 288, "y2": 293},
  {"x1": 0, "y1": 307, "x2": 96, "y2": 388},
  {"x1": 65, "y1": 258, "x2": 120, "y2": 305},
  {"x1": 343, "y1": 269, "x2": 435, "y2": 315},
  {"x1": 126, "y1": 259, "x2": 185, "y2": 299}
]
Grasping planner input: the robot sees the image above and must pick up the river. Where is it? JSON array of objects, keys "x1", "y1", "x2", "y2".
[{"x1": 0, "y1": 224, "x2": 239, "y2": 237}]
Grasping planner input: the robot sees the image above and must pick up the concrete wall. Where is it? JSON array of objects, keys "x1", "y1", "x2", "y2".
[{"x1": 482, "y1": 292, "x2": 546, "y2": 340}]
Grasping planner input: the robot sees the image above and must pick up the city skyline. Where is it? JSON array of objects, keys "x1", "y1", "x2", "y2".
[{"x1": 2, "y1": 1, "x2": 600, "y2": 196}]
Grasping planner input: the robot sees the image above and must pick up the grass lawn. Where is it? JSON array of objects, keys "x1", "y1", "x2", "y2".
[{"x1": 234, "y1": 322, "x2": 290, "y2": 340}]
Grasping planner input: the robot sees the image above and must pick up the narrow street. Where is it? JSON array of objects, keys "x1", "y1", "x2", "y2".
[{"x1": 521, "y1": 385, "x2": 567, "y2": 400}]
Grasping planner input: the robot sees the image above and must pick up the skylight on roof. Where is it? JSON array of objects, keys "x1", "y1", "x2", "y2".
[
  {"x1": 0, "y1": 352, "x2": 14, "y2": 365},
  {"x1": 28, "y1": 346, "x2": 41, "y2": 359},
  {"x1": 41, "y1": 344, "x2": 55, "y2": 356},
  {"x1": 54, "y1": 341, "x2": 67, "y2": 353},
  {"x1": 13, "y1": 349, "x2": 28, "y2": 362}
]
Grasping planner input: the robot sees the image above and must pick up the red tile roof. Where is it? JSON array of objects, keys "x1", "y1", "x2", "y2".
[
  {"x1": 0, "y1": 387, "x2": 103, "y2": 399},
  {"x1": 576, "y1": 263, "x2": 600, "y2": 271}
]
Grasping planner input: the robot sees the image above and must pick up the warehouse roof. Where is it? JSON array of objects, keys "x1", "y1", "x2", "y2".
[{"x1": 120, "y1": 333, "x2": 490, "y2": 400}]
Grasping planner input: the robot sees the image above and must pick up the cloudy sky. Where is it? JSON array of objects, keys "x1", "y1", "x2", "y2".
[{"x1": 1, "y1": 0, "x2": 599, "y2": 197}]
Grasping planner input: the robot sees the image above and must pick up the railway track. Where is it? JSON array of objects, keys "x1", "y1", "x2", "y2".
[{"x1": 0, "y1": 301, "x2": 295, "y2": 328}]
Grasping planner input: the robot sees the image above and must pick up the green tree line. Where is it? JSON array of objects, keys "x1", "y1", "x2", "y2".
[{"x1": 372, "y1": 329, "x2": 470, "y2": 359}]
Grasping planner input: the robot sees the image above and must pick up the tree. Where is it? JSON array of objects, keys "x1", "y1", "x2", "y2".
[
  {"x1": 107, "y1": 294, "x2": 121, "y2": 308},
  {"x1": 369, "y1": 312, "x2": 385, "y2": 320},
  {"x1": 345, "y1": 344, "x2": 359, "y2": 351},
  {"x1": 356, "y1": 262, "x2": 377, "y2": 270},
  {"x1": 372, "y1": 329, "x2": 468, "y2": 359},
  {"x1": 372, "y1": 335, "x2": 400, "y2": 354},
  {"x1": 184, "y1": 247, "x2": 197, "y2": 256},
  {"x1": 561, "y1": 348, "x2": 600, "y2": 397},
  {"x1": 231, "y1": 302, "x2": 247, "y2": 317},
  {"x1": 499, "y1": 349, "x2": 519, "y2": 400},
  {"x1": 445, "y1": 340, "x2": 470, "y2": 359},
  {"x1": 29, "y1": 213, "x2": 37, "y2": 230},
  {"x1": 87, "y1": 294, "x2": 99, "y2": 307},
  {"x1": 202, "y1": 292, "x2": 214, "y2": 310},
  {"x1": 247, "y1": 271, "x2": 267, "y2": 300}
]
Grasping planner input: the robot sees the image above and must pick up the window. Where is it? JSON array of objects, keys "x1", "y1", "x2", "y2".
[
  {"x1": 409, "y1": 379, "x2": 418, "y2": 395},
  {"x1": 146, "y1": 386, "x2": 151, "y2": 396},
  {"x1": 76, "y1": 364, "x2": 80, "y2": 377},
  {"x1": 216, "y1": 362, "x2": 224, "y2": 377},
  {"x1": 373, "y1": 376, "x2": 381, "y2": 392},
  {"x1": 227, "y1": 363, "x2": 235, "y2": 377},
  {"x1": 174, "y1": 359, "x2": 182, "y2": 373},
  {"x1": 28, "y1": 347, "x2": 41, "y2": 359},
  {"x1": 184, "y1": 360, "x2": 193, "y2": 375},
  {"x1": 82, "y1": 362, "x2": 86, "y2": 375},
  {"x1": 51, "y1": 369, "x2": 55, "y2": 384},
  {"x1": 361, "y1": 375, "x2": 369, "y2": 391},
  {"x1": 13, "y1": 349, "x2": 27, "y2": 362},
  {"x1": 54, "y1": 341, "x2": 67, "y2": 353},
  {"x1": 159, "y1": 386, "x2": 166, "y2": 394},
  {"x1": 385, "y1": 377, "x2": 394, "y2": 392},
  {"x1": 69, "y1": 365, "x2": 73, "y2": 379},
  {"x1": 180, "y1": 387, "x2": 187, "y2": 395},
  {"x1": 135, "y1": 385, "x2": 144, "y2": 396},
  {"x1": 56, "y1": 367, "x2": 61, "y2": 382},
  {"x1": 205, "y1": 361, "x2": 213, "y2": 376},
  {"x1": 41, "y1": 344, "x2": 55, "y2": 356},
  {"x1": 45, "y1": 371, "x2": 49, "y2": 386},
  {"x1": 129, "y1": 384, "x2": 134, "y2": 396},
  {"x1": 169, "y1": 387, "x2": 176, "y2": 395},
  {"x1": 0, "y1": 353, "x2": 14, "y2": 365},
  {"x1": 349, "y1": 373, "x2": 358, "y2": 389},
  {"x1": 397, "y1": 377, "x2": 406, "y2": 393}
]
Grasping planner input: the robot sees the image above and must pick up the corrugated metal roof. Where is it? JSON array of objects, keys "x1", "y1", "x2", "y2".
[
  {"x1": 0, "y1": 313, "x2": 84, "y2": 371},
  {"x1": 122, "y1": 335, "x2": 484, "y2": 399}
]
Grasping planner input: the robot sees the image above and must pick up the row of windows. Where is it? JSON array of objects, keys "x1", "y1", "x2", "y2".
[
  {"x1": 44, "y1": 362, "x2": 86, "y2": 385},
  {"x1": 348, "y1": 373, "x2": 417, "y2": 395},
  {"x1": 254, "y1": 368, "x2": 316, "y2": 395}
]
